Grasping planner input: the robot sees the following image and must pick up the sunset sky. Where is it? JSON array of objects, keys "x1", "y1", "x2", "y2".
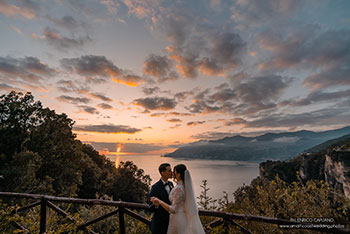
[{"x1": 1, "y1": 0, "x2": 349, "y2": 155}]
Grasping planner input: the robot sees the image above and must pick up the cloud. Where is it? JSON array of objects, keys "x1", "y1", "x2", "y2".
[
  {"x1": 186, "y1": 75, "x2": 293, "y2": 115},
  {"x1": 198, "y1": 57, "x2": 224, "y2": 76},
  {"x1": 47, "y1": 15, "x2": 80, "y2": 30},
  {"x1": 167, "y1": 118, "x2": 182, "y2": 123},
  {"x1": 218, "y1": 118, "x2": 247, "y2": 126},
  {"x1": 77, "y1": 105, "x2": 99, "y2": 114},
  {"x1": 74, "y1": 124, "x2": 141, "y2": 134},
  {"x1": 143, "y1": 54, "x2": 172, "y2": 77},
  {"x1": 132, "y1": 96, "x2": 177, "y2": 111},
  {"x1": 166, "y1": 31, "x2": 246, "y2": 78},
  {"x1": 113, "y1": 74, "x2": 145, "y2": 87},
  {"x1": 143, "y1": 54, "x2": 178, "y2": 83},
  {"x1": 169, "y1": 112, "x2": 192, "y2": 116},
  {"x1": 142, "y1": 86, "x2": 160, "y2": 95},
  {"x1": 209, "y1": 88, "x2": 236, "y2": 102},
  {"x1": 304, "y1": 66, "x2": 350, "y2": 89},
  {"x1": 119, "y1": 0, "x2": 161, "y2": 19},
  {"x1": 35, "y1": 27, "x2": 91, "y2": 51},
  {"x1": 0, "y1": 83, "x2": 24, "y2": 92},
  {"x1": 207, "y1": 32, "x2": 246, "y2": 68},
  {"x1": 100, "y1": 0, "x2": 119, "y2": 14},
  {"x1": 0, "y1": 56, "x2": 56, "y2": 85},
  {"x1": 186, "y1": 89, "x2": 221, "y2": 114},
  {"x1": 81, "y1": 91, "x2": 113, "y2": 102},
  {"x1": 170, "y1": 124, "x2": 182, "y2": 129},
  {"x1": 288, "y1": 89, "x2": 350, "y2": 107},
  {"x1": 97, "y1": 103, "x2": 113, "y2": 109},
  {"x1": 56, "y1": 80, "x2": 77, "y2": 92},
  {"x1": 243, "y1": 107, "x2": 350, "y2": 129},
  {"x1": 232, "y1": 75, "x2": 293, "y2": 114},
  {"x1": 174, "y1": 89, "x2": 197, "y2": 101},
  {"x1": 257, "y1": 27, "x2": 350, "y2": 74},
  {"x1": 0, "y1": 0, "x2": 39, "y2": 19},
  {"x1": 150, "y1": 112, "x2": 192, "y2": 117},
  {"x1": 57, "y1": 95, "x2": 90, "y2": 104},
  {"x1": 187, "y1": 121, "x2": 206, "y2": 126},
  {"x1": 60, "y1": 56, "x2": 99, "y2": 76},
  {"x1": 186, "y1": 100, "x2": 221, "y2": 114},
  {"x1": 88, "y1": 141, "x2": 166, "y2": 154},
  {"x1": 60, "y1": 55, "x2": 144, "y2": 86},
  {"x1": 115, "y1": 1, "x2": 248, "y2": 79},
  {"x1": 124, "y1": 1, "x2": 248, "y2": 79},
  {"x1": 273, "y1": 137, "x2": 300, "y2": 143},
  {"x1": 191, "y1": 131, "x2": 235, "y2": 141},
  {"x1": 231, "y1": 0, "x2": 303, "y2": 27},
  {"x1": 11, "y1": 25, "x2": 22, "y2": 35},
  {"x1": 56, "y1": 80, "x2": 113, "y2": 102}
]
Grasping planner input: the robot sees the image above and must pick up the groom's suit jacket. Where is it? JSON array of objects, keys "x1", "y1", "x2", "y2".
[{"x1": 148, "y1": 179, "x2": 174, "y2": 234}]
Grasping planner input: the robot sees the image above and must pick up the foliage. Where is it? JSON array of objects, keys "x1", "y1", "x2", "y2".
[
  {"x1": 78, "y1": 195, "x2": 151, "y2": 234},
  {"x1": 196, "y1": 175, "x2": 350, "y2": 233},
  {"x1": 0, "y1": 91, "x2": 80, "y2": 197},
  {"x1": 0, "y1": 200, "x2": 21, "y2": 233},
  {"x1": 228, "y1": 175, "x2": 350, "y2": 233},
  {"x1": 0, "y1": 92, "x2": 150, "y2": 200},
  {"x1": 79, "y1": 195, "x2": 119, "y2": 233},
  {"x1": 0, "y1": 91, "x2": 150, "y2": 201},
  {"x1": 0, "y1": 199, "x2": 85, "y2": 234},
  {"x1": 107, "y1": 161, "x2": 151, "y2": 203},
  {"x1": 0, "y1": 91, "x2": 152, "y2": 232},
  {"x1": 1, "y1": 196, "x2": 152, "y2": 234},
  {"x1": 197, "y1": 180, "x2": 217, "y2": 210}
]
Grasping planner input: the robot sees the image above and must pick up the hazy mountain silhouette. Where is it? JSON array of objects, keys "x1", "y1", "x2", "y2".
[{"x1": 164, "y1": 126, "x2": 350, "y2": 161}]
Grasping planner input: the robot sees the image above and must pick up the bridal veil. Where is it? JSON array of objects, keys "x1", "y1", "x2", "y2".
[{"x1": 184, "y1": 170, "x2": 205, "y2": 234}]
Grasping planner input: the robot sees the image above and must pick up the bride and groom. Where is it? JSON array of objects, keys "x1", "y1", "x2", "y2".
[{"x1": 149, "y1": 163, "x2": 205, "y2": 234}]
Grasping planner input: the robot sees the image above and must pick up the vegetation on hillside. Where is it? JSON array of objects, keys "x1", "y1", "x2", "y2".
[
  {"x1": 0, "y1": 91, "x2": 151, "y2": 202},
  {"x1": 195, "y1": 175, "x2": 350, "y2": 233},
  {"x1": 1, "y1": 91, "x2": 349, "y2": 233},
  {"x1": 196, "y1": 137, "x2": 350, "y2": 233}
]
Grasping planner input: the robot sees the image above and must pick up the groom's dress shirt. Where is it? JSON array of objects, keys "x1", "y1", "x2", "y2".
[{"x1": 161, "y1": 179, "x2": 171, "y2": 194}]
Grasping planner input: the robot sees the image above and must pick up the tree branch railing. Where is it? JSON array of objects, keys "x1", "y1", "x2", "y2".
[{"x1": 1, "y1": 192, "x2": 349, "y2": 234}]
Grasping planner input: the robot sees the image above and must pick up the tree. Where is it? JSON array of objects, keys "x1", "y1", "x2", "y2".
[
  {"x1": 0, "y1": 91, "x2": 150, "y2": 202},
  {"x1": 106, "y1": 161, "x2": 151, "y2": 202},
  {"x1": 0, "y1": 91, "x2": 42, "y2": 159}
]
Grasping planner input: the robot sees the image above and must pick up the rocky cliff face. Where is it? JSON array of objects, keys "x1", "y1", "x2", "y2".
[
  {"x1": 324, "y1": 149, "x2": 350, "y2": 198},
  {"x1": 259, "y1": 135, "x2": 350, "y2": 198}
]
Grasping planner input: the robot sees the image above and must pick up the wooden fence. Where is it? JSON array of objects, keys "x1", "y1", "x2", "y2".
[{"x1": 0, "y1": 192, "x2": 349, "y2": 234}]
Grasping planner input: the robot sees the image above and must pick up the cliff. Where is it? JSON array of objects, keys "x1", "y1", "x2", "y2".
[
  {"x1": 259, "y1": 134, "x2": 350, "y2": 198},
  {"x1": 324, "y1": 149, "x2": 350, "y2": 198}
]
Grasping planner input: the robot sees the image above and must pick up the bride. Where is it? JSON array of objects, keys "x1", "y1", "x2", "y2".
[{"x1": 150, "y1": 164, "x2": 205, "y2": 234}]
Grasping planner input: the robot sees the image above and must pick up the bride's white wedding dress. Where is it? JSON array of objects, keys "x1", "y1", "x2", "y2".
[{"x1": 167, "y1": 170, "x2": 205, "y2": 234}]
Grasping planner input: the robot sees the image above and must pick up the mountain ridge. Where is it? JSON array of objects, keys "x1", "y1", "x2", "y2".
[{"x1": 164, "y1": 126, "x2": 350, "y2": 161}]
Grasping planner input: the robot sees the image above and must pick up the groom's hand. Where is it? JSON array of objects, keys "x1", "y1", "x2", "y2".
[{"x1": 150, "y1": 197, "x2": 160, "y2": 207}]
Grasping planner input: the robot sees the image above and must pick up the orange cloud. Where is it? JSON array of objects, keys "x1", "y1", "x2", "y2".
[
  {"x1": 0, "y1": 1, "x2": 36, "y2": 19},
  {"x1": 113, "y1": 77, "x2": 141, "y2": 87}
]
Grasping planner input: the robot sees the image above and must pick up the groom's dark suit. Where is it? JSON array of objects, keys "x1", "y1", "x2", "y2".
[{"x1": 149, "y1": 179, "x2": 174, "y2": 234}]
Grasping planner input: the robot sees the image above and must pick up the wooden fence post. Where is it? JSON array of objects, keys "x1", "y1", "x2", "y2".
[
  {"x1": 119, "y1": 206, "x2": 126, "y2": 234},
  {"x1": 223, "y1": 219, "x2": 229, "y2": 234},
  {"x1": 40, "y1": 198, "x2": 47, "y2": 234}
]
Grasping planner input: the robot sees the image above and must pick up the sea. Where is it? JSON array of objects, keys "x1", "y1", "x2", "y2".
[{"x1": 107, "y1": 154, "x2": 259, "y2": 201}]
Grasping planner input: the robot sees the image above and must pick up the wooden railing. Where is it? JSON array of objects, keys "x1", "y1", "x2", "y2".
[{"x1": 1, "y1": 192, "x2": 349, "y2": 234}]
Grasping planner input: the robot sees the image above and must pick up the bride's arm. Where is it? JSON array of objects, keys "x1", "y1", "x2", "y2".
[
  {"x1": 152, "y1": 186, "x2": 184, "y2": 214},
  {"x1": 151, "y1": 197, "x2": 171, "y2": 212}
]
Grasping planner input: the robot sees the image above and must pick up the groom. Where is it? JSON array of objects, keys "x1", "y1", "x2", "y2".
[{"x1": 148, "y1": 163, "x2": 174, "y2": 234}]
